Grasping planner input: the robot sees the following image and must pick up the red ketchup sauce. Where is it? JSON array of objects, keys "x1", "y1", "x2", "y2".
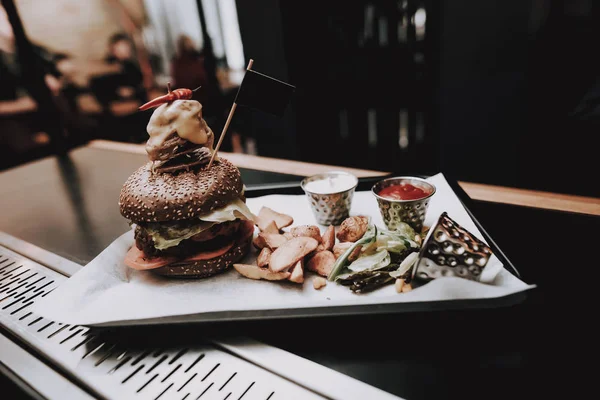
[{"x1": 378, "y1": 183, "x2": 431, "y2": 201}]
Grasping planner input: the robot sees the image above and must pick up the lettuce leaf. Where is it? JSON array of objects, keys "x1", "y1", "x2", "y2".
[
  {"x1": 347, "y1": 249, "x2": 390, "y2": 272},
  {"x1": 146, "y1": 198, "x2": 256, "y2": 250},
  {"x1": 380, "y1": 222, "x2": 416, "y2": 240},
  {"x1": 147, "y1": 221, "x2": 215, "y2": 250},
  {"x1": 198, "y1": 198, "x2": 256, "y2": 223},
  {"x1": 377, "y1": 226, "x2": 419, "y2": 251},
  {"x1": 389, "y1": 252, "x2": 419, "y2": 278},
  {"x1": 328, "y1": 225, "x2": 377, "y2": 281}
]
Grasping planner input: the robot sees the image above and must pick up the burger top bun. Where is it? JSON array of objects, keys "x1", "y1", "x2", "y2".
[{"x1": 119, "y1": 157, "x2": 243, "y2": 223}]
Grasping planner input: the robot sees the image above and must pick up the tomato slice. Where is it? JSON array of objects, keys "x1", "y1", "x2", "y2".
[
  {"x1": 124, "y1": 220, "x2": 256, "y2": 271},
  {"x1": 185, "y1": 221, "x2": 254, "y2": 262},
  {"x1": 124, "y1": 246, "x2": 176, "y2": 270},
  {"x1": 185, "y1": 241, "x2": 234, "y2": 261}
]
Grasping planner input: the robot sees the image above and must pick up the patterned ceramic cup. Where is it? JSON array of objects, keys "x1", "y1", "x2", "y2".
[
  {"x1": 301, "y1": 171, "x2": 358, "y2": 226},
  {"x1": 371, "y1": 176, "x2": 436, "y2": 233}
]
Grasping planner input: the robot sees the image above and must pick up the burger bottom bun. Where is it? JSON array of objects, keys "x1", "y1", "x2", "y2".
[{"x1": 152, "y1": 233, "x2": 252, "y2": 279}]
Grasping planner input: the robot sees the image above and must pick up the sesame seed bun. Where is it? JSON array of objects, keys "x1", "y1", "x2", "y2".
[
  {"x1": 151, "y1": 234, "x2": 252, "y2": 278},
  {"x1": 119, "y1": 157, "x2": 243, "y2": 223}
]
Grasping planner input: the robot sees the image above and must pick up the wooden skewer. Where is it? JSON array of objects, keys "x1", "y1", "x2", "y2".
[
  {"x1": 207, "y1": 59, "x2": 254, "y2": 169},
  {"x1": 167, "y1": 82, "x2": 172, "y2": 93}
]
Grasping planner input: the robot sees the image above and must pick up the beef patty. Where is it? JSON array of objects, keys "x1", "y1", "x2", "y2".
[{"x1": 135, "y1": 219, "x2": 242, "y2": 258}]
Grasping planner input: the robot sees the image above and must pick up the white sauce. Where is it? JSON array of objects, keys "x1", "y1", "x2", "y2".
[
  {"x1": 303, "y1": 174, "x2": 357, "y2": 194},
  {"x1": 146, "y1": 100, "x2": 214, "y2": 157}
]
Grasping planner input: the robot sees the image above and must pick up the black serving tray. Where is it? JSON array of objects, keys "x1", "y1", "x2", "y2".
[
  {"x1": 244, "y1": 174, "x2": 523, "y2": 281},
  {"x1": 114, "y1": 173, "x2": 531, "y2": 324},
  {"x1": 0, "y1": 146, "x2": 530, "y2": 321}
]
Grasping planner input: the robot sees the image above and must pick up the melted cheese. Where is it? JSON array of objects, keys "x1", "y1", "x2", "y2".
[
  {"x1": 145, "y1": 199, "x2": 256, "y2": 250},
  {"x1": 146, "y1": 100, "x2": 214, "y2": 156}
]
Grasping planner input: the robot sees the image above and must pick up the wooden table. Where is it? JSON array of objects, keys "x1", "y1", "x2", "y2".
[{"x1": 89, "y1": 140, "x2": 600, "y2": 216}]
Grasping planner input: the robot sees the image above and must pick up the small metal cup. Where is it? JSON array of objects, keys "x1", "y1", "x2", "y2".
[
  {"x1": 301, "y1": 171, "x2": 358, "y2": 226},
  {"x1": 371, "y1": 176, "x2": 436, "y2": 233},
  {"x1": 412, "y1": 212, "x2": 493, "y2": 282}
]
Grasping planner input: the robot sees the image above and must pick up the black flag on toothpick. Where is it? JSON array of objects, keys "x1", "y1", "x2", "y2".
[
  {"x1": 234, "y1": 69, "x2": 295, "y2": 117},
  {"x1": 208, "y1": 59, "x2": 294, "y2": 168}
]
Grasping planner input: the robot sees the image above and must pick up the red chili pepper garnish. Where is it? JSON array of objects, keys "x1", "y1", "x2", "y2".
[{"x1": 138, "y1": 85, "x2": 200, "y2": 111}]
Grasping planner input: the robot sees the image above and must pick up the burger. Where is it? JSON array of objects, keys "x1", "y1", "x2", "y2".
[{"x1": 119, "y1": 97, "x2": 255, "y2": 278}]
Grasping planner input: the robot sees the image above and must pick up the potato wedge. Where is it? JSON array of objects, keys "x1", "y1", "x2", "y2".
[
  {"x1": 306, "y1": 243, "x2": 325, "y2": 260},
  {"x1": 262, "y1": 220, "x2": 279, "y2": 234},
  {"x1": 283, "y1": 232, "x2": 294, "y2": 240},
  {"x1": 332, "y1": 242, "x2": 352, "y2": 259},
  {"x1": 395, "y1": 278, "x2": 405, "y2": 293},
  {"x1": 348, "y1": 245, "x2": 362, "y2": 262},
  {"x1": 290, "y1": 225, "x2": 322, "y2": 243},
  {"x1": 234, "y1": 264, "x2": 291, "y2": 281},
  {"x1": 336, "y1": 216, "x2": 369, "y2": 242},
  {"x1": 259, "y1": 233, "x2": 288, "y2": 250},
  {"x1": 257, "y1": 247, "x2": 272, "y2": 267},
  {"x1": 321, "y1": 225, "x2": 335, "y2": 251},
  {"x1": 258, "y1": 207, "x2": 293, "y2": 230},
  {"x1": 332, "y1": 242, "x2": 361, "y2": 261},
  {"x1": 288, "y1": 260, "x2": 304, "y2": 283},
  {"x1": 414, "y1": 234, "x2": 422, "y2": 246},
  {"x1": 255, "y1": 217, "x2": 269, "y2": 232},
  {"x1": 269, "y1": 237, "x2": 319, "y2": 272},
  {"x1": 306, "y1": 250, "x2": 336, "y2": 277},
  {"x1": 313, "y1": 277, "x2": 327, "y2": 290},
  {"x1": 253, "y1": 235, "x2": 266, "y2": 249},
  {"x1": 315, "y1": 243, "x2": 326, "y2": 253}
]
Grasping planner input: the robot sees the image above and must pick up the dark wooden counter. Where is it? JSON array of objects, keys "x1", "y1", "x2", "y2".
[
  {"x1": 90, "y1": 140, "x2": 600, "y2": 216},
  {"x1": 0, "y1": 147, "x2": 302, "y2": 265},
  {"x1": 1, "y1": 145, "x2": 595, "y2": 400}
]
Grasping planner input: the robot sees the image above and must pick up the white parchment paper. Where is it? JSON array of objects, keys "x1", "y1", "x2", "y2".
[{"x1": 33, "y1": 173, "x2": 535, "y2": 326}]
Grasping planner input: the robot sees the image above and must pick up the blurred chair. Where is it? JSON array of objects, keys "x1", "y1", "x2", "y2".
[
  {"x1": 89, "y1": 72, "x2": 149, "y2": 143},
  {"x1": 1, "y1": 0, "x2": 67, "y2": 169}
]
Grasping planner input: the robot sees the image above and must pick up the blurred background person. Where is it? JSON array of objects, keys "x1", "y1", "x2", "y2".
[
  {"x1": 89, "y1": 32, "x2": 149, "y2": 143},
  {"x1": 103, "y1": 32, "x2": 146, "y2": 105},
  {"x1": 171, "y1": 34, "x2": 225, "y2": 121},
  {"x1": 171, "y1": 34, "x2": 207, "y2": 96},
  {"x1": 169, "y1": 34, "x2": 240, "y2": 149}
]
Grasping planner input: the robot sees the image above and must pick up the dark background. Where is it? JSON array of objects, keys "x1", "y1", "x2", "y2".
[
  {"x1": 2, "y1": 0, "x2": 599, "y2": 198},
  {"x1": 1, "y1": 2, "x2": 597, "y2": 398},
  {"x1": 235, "y1": 0, "x2": 599, "y2": 197}
]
